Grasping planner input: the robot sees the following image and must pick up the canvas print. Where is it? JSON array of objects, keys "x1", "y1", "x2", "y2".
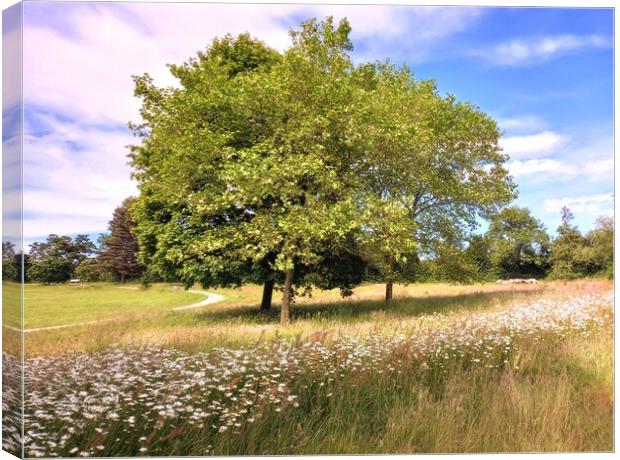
[{"x1": 1, "y1": 1, "x2": 614, "y2": 457}]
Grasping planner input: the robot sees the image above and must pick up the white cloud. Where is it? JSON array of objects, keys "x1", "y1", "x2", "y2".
[
  {"x1": 543, "y1": 193, "x2": 614, "y2": 216},
  {"x1": 2, "y1": 25, "x2": 21, "y2": 111},
  {"x1": 496, "y1": 115, "x2": 546, "y2": 134},
  {"x1": 507, "y1": 158, "x2": 577, "y2": 179},
  {"x1": 499, "y1": 131, "x2": 570, "y2": 160},
  {"x1": 23, "y1": 3, "x2": 481, "y2": 125},
  {"x1": 507, "y1": 156, "x2": 612, "y2": 183},
  {"x1": 477, "y1": 34, "x2": 610, "y2": 66},
  {"x1": 2, "y1": 131, "x2": 23, "y2": 243},
  {"x1": 584, "y1": 158, "x2": 613, "y2": 176},
  {"x1": 22, "y1": 113, "x2": 137, "y2": 240},
  {"x1": 322, "y1": 5, "x2": 481, "y2": 63},
  {"x1": 23, "y1": 3, "x2": 295, "y2": 124}
]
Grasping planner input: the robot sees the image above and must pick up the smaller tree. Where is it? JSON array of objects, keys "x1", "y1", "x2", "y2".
[
  {"x1": 28, "y1": 234, "x2": 95, "y2": 284},
  {"x1": 358, "y1": 196, "x2": 417, "y2": 302},
  {"x1": 75, "y1": 257, "x2": 113, "y2": 283},
  {"x1": 548, "y1": 207, "x2": 588, "y2": 280},
  {"x1": 584, "y1": 215, "x2": 613, "y2": 278},
  {"x1": 99, "y1": 198, "x2": 145, "y2": 283},
  {"x1": 486, "y1": 206, "x2": 550, "y2": 279},
  {"x1": 464, "y1": 235, "x2": 495, "y2": 281}
]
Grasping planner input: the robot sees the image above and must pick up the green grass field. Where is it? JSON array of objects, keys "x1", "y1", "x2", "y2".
[{"x1": 2, "y1": 283, "x2": 205, "y2": 329}]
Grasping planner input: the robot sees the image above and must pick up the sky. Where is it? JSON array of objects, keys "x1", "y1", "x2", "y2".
[{"x1": 2, "y1": 1, "x2": 614, "y2": 248}]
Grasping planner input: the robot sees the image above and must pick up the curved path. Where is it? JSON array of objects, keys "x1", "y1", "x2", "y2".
[
  {"x1": 171, "y1": 290, "x2": 225, "y2": 311},
  {"x1": 3, "y1": 290, "x2": 225, "y2": 333}
]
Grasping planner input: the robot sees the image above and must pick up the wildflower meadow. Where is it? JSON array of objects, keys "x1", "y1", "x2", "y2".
[{"x1": 4, "y1": 284, "x2": 612, "y2": 456}]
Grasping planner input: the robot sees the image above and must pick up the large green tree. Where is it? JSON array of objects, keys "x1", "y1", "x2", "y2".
[
  {"x1": 130, "y1": 18, "x2": 370, "y2": 324},
  {"x1": 130, "y1": 17, "x2": 516, "y2": 320}
]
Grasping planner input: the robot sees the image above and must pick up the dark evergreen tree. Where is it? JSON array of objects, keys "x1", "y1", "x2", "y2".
[{"x1": 99, "y1": 197, "x2": 145, "y2": 283}]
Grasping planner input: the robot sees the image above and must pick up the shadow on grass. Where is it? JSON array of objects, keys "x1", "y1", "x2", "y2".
[{"x1": 189, "y1": 287, "x2": 547, "y2": 325}]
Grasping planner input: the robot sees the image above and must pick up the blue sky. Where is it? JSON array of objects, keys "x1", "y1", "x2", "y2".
[{"x1": 3, "y1": 2, "x2": 614, "y2": 247}]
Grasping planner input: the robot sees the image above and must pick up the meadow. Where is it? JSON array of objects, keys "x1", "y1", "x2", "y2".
[
  {"x1": 23, "y1": 280, "x2": 555, "y2": 356},
  {"x1": 2, "y1": 279, "x2": 614, "y2": 456}
]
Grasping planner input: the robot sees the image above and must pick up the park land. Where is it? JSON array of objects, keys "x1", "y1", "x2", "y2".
[{"x1": 2, "y1": 278, "x2": 613, "y2": 455}]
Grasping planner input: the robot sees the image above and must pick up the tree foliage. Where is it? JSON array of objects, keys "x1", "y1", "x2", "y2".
[
  {"x1": 75, "y1": 257, "x2": 113, "y2": 283},
  {"x1": 585, "y1": 215, "x2": 613, "y2": 278},
  {"x1": 547, "y1": 207, "x2": 589, "y2": 280},
  {"x1": 2, "y1": 241, "x2": 19, "y2": 282},
  {"x1": 28, "y1": 235, "x2": 95, "y2": 284},
  {"x1": 352, "y1": 62, "x2": 515, "y2": 296},
  {"x1": 99, "y1": 197, "x2": 145, "y2": 283},
  {"x1": 486, "y1": 206, "x2": 550, "y2": 279},
  {"x1": 129, "y1": 17, "x2": 517, "y2": 321}
]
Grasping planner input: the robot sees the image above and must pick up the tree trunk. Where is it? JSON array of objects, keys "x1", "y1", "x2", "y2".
[
  {"x1": 385, "y1": 279, "x2": 393, "y2": 302},
  {"x1": 120, "y1": 273, "x2": 126, "y2": 284},
  {"x1": 260, "y1": 279, "x2": 274, "y2": 311},
  {"x1": 280, "y1": 268, "x2": 294, "y2": 325}
]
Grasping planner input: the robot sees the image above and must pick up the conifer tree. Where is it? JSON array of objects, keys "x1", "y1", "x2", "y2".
[{"x1": 99, "y1": 198, "x2": 145, "y2": 283}]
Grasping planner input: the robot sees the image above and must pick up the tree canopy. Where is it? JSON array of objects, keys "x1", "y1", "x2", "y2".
[
  {"x1": 486, "y1": 206, "x2": 550, "y2": 279},
  {"x1": 129, "y1": 17, "x2": 517, "y2": 323},
  {"x1": 99, "y1": 197, "x2": 145, "y2": 283}
]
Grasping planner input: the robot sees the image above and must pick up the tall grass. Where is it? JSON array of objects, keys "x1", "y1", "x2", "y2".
[
  {"x1": 16, "y1": 288, "x2": 612, "y2": 456},
  {"x1": 210, "y1": 332, "x2": 613, "y2": 455}
]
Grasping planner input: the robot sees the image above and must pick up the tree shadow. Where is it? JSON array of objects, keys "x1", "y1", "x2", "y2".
[{"x1": 188, "y1": 287, "x2": 547, "y2": 325}]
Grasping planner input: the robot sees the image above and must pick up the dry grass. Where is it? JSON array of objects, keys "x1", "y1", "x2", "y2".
[
  {"x1": 380, "y1": 331, "x2": 613, "y2": 453},
  {"x1": 22, "y1": 279, "x2": 611, "y2": 357}
]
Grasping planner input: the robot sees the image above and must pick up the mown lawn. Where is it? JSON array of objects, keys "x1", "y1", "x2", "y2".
[{"x1": 13, "y1": 283, "x2": 205, "y2": 329}]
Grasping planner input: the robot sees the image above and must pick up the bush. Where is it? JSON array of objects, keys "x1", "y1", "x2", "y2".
[
  {"x1": 75, "y1": 258, "x2": 113, "y2": 283},
  {"x1": 28, "y1": 258, "x2": 73, "y2": 284},
  {"x1": 2, "y1": 258, "x2": 18, "y2": 282}
]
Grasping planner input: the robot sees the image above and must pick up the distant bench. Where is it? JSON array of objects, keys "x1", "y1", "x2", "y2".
[{"x1": 69, "y1": 279, "x2": 81, "y2": 285}]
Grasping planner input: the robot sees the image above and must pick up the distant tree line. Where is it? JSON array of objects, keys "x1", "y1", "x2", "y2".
[
  {"x1": 2, "y1": 198, "x2": 145, "y2": 284},
  {"x1": 3, "y1": 200, "x2": 611, "y2": 291},
  {"x1": 449, "y1": 205, "x2": 613, "y2": 282}
]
